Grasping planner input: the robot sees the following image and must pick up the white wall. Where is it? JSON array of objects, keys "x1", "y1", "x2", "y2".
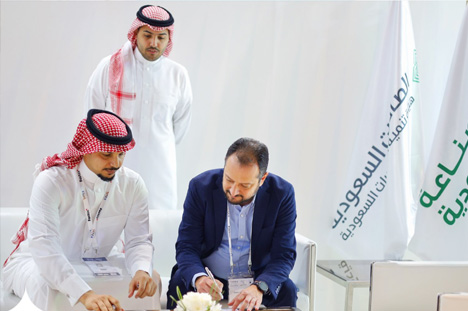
[{"x1": 1, "y1": 0, "x2": 465, "y2": 253}]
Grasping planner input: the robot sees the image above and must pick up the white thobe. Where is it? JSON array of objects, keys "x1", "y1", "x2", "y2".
[
  {"x1": 84, "y1": 42, "x2": 193, "y2": 210},
  {"x1": 2, "y1": 161, "x2": 154, "y2": 309}
]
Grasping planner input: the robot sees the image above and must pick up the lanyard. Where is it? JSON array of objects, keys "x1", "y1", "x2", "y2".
[
  {"x1": 227, "y1": 202, "x2": 253, "y2": 276},
  {"x1": 77, "y1": 169, "x2": 110, "y2": 255}
]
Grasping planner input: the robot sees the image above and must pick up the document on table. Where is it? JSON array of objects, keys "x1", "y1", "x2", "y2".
[{"x1": 82, "y1": 257, "x2": 122, "y2": 276}]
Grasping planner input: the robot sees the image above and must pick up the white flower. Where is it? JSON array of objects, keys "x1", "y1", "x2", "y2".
[
  {"x1": 174, "y1": 291, "x2": 222, "y2": 311},
  {"x1": 209, "y1": 301, "x2": 222, "y2": 311}
]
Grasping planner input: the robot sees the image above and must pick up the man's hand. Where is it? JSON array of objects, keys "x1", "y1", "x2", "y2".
[
  {"x1": 228, "y1": 285, "x2": 263, "y2": 311},
  {"x1": 195, "y1": 275, "x2": 224, "y2": 301},
  {"x1": 128, "y1": 270, "x2": 157, "y2": 299},
  {"x1": 79, "y1": 290, "x2": 123, "y2": 311}
]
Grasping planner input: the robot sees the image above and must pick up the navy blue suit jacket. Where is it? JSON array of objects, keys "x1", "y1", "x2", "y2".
[{"x1": 174, "y1": 169, "x2": 297, "y2": 298}]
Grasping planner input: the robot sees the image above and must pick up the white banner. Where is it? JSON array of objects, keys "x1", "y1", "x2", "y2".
[
  {"x1": 409, "y1": 7, "x2": 468, "y2": 260},
  {"x1": 329, "y1": 1, "x2": 424, "y2": 259}
]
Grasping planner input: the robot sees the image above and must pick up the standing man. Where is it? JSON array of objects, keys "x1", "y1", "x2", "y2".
[
  {"x1": 84, "y1": 5, "x2": 193, "y2": 210},
  {"x1": 167, "y1": 138, "x2": 297, "y2": 311},
  {"x1": 3, "y1": 109, "x2": 158, "y2": 311}
]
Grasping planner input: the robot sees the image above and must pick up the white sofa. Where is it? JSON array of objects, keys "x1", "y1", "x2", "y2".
[{"x1": 0, "y1": 207, "x2": 316, "y2": 311}]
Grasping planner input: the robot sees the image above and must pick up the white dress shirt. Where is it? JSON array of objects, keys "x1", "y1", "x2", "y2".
[
  {"x1": 3, "y1": 161, "x2": 154, "y2": 307},
  {"x1": 84, "y1": 42, "x2": 193, "y2": 210}
]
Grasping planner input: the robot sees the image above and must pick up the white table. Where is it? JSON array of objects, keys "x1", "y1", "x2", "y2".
[
  {"x1": 317, "y1": 260, "x2": 374, "y2": 311},
  {"x1": 51, "y1": 256, "x2": 161, "y2": 311}
]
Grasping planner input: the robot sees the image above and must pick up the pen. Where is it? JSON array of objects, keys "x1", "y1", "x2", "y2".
[{"x1": 205, "y1": 266, "x2": 224, "y2": 299}]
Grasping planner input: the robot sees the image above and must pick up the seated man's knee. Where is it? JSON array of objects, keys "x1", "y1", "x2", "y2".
[
  {"x1": 265, "y1": 279, "x2": 297, "y2": 308},
  {"x1": 166, "y1": 269, "x2": 190, "y2": 309},
  {"x1": 279, "y1": 279, "x2": 298, "y2": 307}
]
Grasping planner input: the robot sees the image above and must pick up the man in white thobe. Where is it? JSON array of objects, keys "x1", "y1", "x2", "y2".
[
  {"x1": 84, "y1": 4, "x2": 193, "y2": 210},
  {"x1": 2, "y1": 109, "x2": 158, "y2": 311}
]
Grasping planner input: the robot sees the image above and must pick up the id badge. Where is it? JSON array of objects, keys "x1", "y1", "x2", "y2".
[{"x1": 228, "y1": 274, "x2": 254, "y2": 303}]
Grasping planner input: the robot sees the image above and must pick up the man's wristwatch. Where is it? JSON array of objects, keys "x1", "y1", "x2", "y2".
[{"x1": 253, "y1": 280, "x2": 269, "y2": 294}]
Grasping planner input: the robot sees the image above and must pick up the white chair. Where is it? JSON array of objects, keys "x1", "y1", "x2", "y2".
[
  {"x1": 369, "y1": 261, "x2": 468, "y2": 311},
  {"x1": 291, "y1": 233, "x2": 317, "y2": 311},
  {"x1": 147, "y1": 210, "x2": 318, "y2": 311},
  {"x1": 437, "y1": 292, "x2": 468, "y2": 311}
]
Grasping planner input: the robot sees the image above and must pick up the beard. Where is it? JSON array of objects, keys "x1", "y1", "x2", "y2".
[
  {"x1": 224, "y1": 189, "x2": 258, "y2": 206},
  {"x1": 97, "y1": 174, "x2": 115, "y2": 182},
  {"x1": 97, "y1": 167, "x2": 119, "y2": 182}
]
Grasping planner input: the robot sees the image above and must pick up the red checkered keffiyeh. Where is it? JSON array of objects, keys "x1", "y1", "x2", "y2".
[
  {"x1": 40, "y1": 110, "x2": 135, "y2": 170},
  {"x1": 109, "y1": 5, "x2": 175, "y2": 124},
  {"x1": 127, "y1": 5, "x2": 174, "y2": 56},
  {"x1": 3, "y1": 110, "x2": 135, "y2": 267}
]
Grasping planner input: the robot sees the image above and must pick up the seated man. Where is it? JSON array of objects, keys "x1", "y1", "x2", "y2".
[
  {"x1": 167, "y1": 137, "x2": 297, "y2": 311},
  {"x1": 2, "y1": 109, "x2": 158, "y2": 311}
]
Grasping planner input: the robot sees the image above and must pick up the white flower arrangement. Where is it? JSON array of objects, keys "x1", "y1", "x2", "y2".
[{"x1": 172, "y1": 288, "x2": 222, "y2": 311}]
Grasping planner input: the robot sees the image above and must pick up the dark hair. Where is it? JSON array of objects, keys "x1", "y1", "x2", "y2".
[{"x1": 225, "y1": 137, "x2": 269, "y2": 178}]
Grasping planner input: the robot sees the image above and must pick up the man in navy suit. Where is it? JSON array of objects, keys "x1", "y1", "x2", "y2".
[{"x1": 167, "y1": 138, "x2": 297, "y2": 311}]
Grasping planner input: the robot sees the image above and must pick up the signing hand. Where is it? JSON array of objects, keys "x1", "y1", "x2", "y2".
[
  {"x1": 228, "y1": 285, "x2": 263, "y2": 311},
  {"x1": 79, "y1": 290, "x2": 123, "y2": 311},
  {"x1": 195, "y1": 275, "x2": 224, "y2": 301},
  {"x1": 128, "y1": 270, "x2": 157, "y2": 299}
]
